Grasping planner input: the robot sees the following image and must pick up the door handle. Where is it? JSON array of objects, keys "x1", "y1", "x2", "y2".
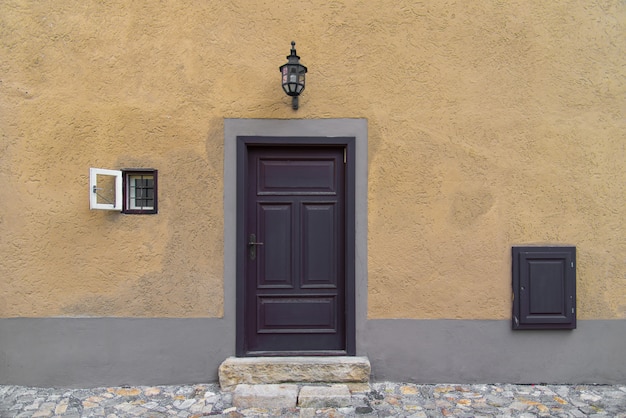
[{"x1": 248, "y1": 233, "x2": 264, "y2": 260}]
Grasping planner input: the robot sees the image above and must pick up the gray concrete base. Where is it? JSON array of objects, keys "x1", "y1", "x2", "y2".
[
  {"x1": 364, "y1": 319, "x2": 626, "y2": 384},
  {"x1": 2, "y1": 318, "x2": 626, "y2": 387},
  {"x1": 0, "y1": 317, "x2": 233, "y2": 388},
  {"x1": 218, "y1": 356, "x2": 371, "y2": 390}
]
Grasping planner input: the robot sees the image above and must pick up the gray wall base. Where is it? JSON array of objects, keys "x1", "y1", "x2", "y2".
[
  {"x1": 364, "y1": 319, "x2": 626, "y2": 385},
  {"x1": 0, "y1": 318, "x2": 233, "y2": 388},
  {"x1": 1, "y1": 318, "x2": 625, "y2": 387}
]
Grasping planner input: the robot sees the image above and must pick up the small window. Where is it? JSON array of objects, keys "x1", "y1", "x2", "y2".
[
  {"x1": 89, "y1": 168, "x2": 122, "y2": 211},
  {"x1": 123, "y1": 169, "x2": 158, "y2": 214},
  {"x1": 89, "y1": 168, "x2": 158, "y2": 214},
  {"x1": 512, "y1": 246, "x2": 576, "y2": 330}
]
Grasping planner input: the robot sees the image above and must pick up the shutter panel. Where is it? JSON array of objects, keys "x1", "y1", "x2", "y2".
[{"x1": 512, "y1": 246, "x2": 576, "y2": 330}]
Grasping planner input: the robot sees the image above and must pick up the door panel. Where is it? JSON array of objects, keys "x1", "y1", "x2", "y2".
[
  {"x1": 302, "y1": 203, "x2": 338, "y2": 287},
  {"x1": 258, "y1": 296, "x2": 337, "y2": 332},
  {"x1": 245, "y1": 146, "x2": 346, "y2": 354},
  {"x1": 258, "y1": 159, "x2": 337, "y2": 194},
  {"x1": 258, "y1": 203, "x2": 293, "y2": 288}
]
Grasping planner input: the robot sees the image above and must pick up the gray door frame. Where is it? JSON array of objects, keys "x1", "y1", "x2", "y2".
[{"x1": 224, "y1": 119, "x2": 368, "y2": 356}]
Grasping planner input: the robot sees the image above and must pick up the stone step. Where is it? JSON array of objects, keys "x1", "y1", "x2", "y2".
[
  {"x1": 297, "y1": 384, "x2": 352, "y2": 408},
  {"x1": 218, "y1": 356, "x2": 371, "y2": 390},
  {"x1": 232, "y1": 384, "x2": 354, "y2": 410},
  {"x1": 232, "y1": 384, "x2": 299, "y2": 409}
]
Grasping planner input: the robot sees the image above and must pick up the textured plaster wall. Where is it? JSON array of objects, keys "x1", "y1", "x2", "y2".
[{"x1": 1, "y1": 1, "x2": 624, "y2": 319}]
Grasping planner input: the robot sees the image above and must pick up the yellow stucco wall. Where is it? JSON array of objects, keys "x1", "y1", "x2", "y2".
[{"x1": 1, "y1": 1, "x2": 624, "y2": 319}]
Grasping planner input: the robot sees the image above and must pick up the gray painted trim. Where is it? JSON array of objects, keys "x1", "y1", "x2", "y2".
[
  {"x1": 0, "y1": 318, "x2": 231, "y2": 388},
  {"x1": 2, "y1": 318, "x2": 625, "y2": 387},
  {"x1": 224, "y1": 118, "x2": 369, "y2": 355},
  {"x1": 364, "y1": 319, "x2": 626, "y2": 384}
]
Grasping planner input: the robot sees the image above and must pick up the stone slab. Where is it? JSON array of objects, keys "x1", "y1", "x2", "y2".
[
  {"x1": 219, "y1": 356, "x2": 371, "y2": 390},
  {"x1": 298, "y1": 384, "x2": 352, "y2": 408},
  {"x1": 347, "y1": 382, "x2": 372, "y2": 393},
  {"x1": 232, "y1": 384, "x2": 299, "y2": 409}
]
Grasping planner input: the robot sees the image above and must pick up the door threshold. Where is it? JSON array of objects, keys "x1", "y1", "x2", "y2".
[{"x1": 243, "y1": 350, "x2": 349, "y2": 357}]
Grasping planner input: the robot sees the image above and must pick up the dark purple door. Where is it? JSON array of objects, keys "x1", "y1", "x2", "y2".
[{"x1": 244, "y1": 146, "x2": 346, "y2": 354}]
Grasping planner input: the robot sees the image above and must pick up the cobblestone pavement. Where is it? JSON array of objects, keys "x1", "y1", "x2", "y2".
[{"x1": 1, "y1": 382, "x2": 625, "y2": 417}]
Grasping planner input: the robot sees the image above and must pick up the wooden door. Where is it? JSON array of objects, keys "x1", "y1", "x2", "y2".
[{"x1": 242, "y1": 145, "x2": 347, "y2": 355}]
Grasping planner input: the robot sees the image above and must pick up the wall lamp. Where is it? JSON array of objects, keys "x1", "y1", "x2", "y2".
[{"x1": 279, "y1": 41, "x2": 307, "y2": 110}]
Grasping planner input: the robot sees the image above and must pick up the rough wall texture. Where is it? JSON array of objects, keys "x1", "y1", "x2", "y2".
[{"x1": 0, "y1": 1, "x2": 624, "y2": 319}]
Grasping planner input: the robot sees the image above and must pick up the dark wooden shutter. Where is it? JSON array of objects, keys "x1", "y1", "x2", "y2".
[{"x1": 512, "y1": 246, "x2": 576, "y2": 330}]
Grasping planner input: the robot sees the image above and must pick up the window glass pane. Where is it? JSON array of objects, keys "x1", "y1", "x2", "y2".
[
  {"x1": 95, "y1": 174, "x2": 118, "y2": 206},
  {"x1": 128, "y1": 174, "x2": 154, "y2": 210}
]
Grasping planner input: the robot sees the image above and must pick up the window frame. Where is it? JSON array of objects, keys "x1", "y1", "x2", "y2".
[
  {"x1": 122, "y1": 169, "x2": 158, "y2": 215},
  {"x1": 89, "y1": 168, "x2": 123, "y2": 211}
]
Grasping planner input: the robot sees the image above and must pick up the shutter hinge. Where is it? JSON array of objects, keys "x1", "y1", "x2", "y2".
[{"x1": 343, "y1": 148, "x2": 346, "y2": 164}]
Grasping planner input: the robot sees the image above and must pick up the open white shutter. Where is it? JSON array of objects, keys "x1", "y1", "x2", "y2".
[{"x1": 89, "y1": 168, "x2": 122, "y2": 210}]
